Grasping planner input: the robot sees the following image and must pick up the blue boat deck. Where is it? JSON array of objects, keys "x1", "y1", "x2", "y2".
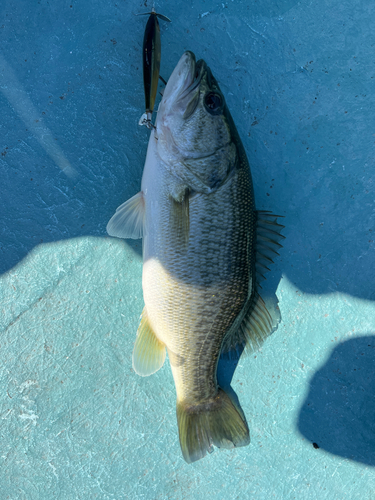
[{"x1": 1, "y1": 1, "x2": 374, "y2": 498}]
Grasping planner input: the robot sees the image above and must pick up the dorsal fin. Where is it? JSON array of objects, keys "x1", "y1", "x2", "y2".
[
  {"x1": 255, "y1": 211, "x2": 285, "y2": 284},
  {"x1": 221, "y1": 210, "x2": 284, "y2": 357},
  {"x1": 221, "y1": 292, "x2": 281, "y2": 356},
  {"x1": 106, "y1": 192, "x2": 145, "y2": 240},
  {"x1": 132, "y1": 307, "x2": 166, "y2": 376}
]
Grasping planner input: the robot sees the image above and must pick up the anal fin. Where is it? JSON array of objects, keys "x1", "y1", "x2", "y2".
[{"x1": 132, "y1": 307, "x2": 166, "y2": 376}]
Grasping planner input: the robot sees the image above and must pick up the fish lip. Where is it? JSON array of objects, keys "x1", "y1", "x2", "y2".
[
  {"x1": 178, "y1": 58, "x2": 205, "y2": 102},
  {"x1": 156, "y1": 52, "x2": 206, "y2": 127},
  {"x1": 158, "y1": 52, "x2": 198, "y2": 114}
]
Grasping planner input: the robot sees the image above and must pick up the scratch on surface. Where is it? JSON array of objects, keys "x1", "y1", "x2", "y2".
[
  {"x1": 48, "y1": 461, "x2": 58, "y2": 479},
  {"x1": 46, "y1": 352, "x2": 74, "y2": 382},
  {"x1": 1, "y1": 408, "x2": 12, "y2": 420},
  {"x1": 0, "y1": 52, "x2": 77, "y2": 177},
  {"x1": 3, "y1": 248, "x2": 90, "y2": 333},
  {"x1": 19, "y1": 408, "x2": 39, "y2": 425},
  {"x1": 293, "y1": 355, "x2": 313, "y2": 372},
  {"x1": 332, "y1": 462, "x2": 342, "y2": 477},
  {"x1": 19, "y1": 379, "x2": 38, "y2": 392},
  {"x1": 243, "y1": 20, "x2": 267, "y2": 39}
]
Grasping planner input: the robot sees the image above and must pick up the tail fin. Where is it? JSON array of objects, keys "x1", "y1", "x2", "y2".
[{"x1": 176, "y1": 388, "x2": 250, "y2": 464}]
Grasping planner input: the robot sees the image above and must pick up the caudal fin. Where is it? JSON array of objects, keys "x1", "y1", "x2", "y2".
[{"x1": 176, "y1": 388, "x2": 250, "y2": 463}]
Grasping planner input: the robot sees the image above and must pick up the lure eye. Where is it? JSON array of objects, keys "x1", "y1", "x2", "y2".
[{"x1": 204, "y1": 92, "x2": 223, "y2": 115}]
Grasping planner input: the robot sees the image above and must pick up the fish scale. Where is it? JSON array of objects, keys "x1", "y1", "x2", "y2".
[{"x1": 143, "y1": 150, "x2": 254, "y2": 439}]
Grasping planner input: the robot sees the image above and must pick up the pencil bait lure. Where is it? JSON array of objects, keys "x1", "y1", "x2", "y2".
[{"x1": 137, "y1": 8, "x2": 171, "y2": 129}]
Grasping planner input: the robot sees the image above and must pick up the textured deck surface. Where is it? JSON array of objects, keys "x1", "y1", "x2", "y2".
[{"x1": 1, "y1": 1, "x2": 375, "y2": 498}]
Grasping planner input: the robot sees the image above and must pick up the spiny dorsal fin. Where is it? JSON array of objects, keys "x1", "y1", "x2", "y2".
[
  {"x1": 255, "y1": 210, "x2": 285, "y2": 284},
  {"x1": 132, "y1": 307, "x2": 166, "y2": 376},
  {"x1": 106, "y1": 191, "x2": 145, "y2": 240}
]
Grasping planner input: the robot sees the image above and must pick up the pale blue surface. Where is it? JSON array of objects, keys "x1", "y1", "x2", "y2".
[{"x1": 1, "y1": 1, "x2": 375, "y2": 499}]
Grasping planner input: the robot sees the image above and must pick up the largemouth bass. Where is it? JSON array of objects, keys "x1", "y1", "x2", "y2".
[{"x1": 107, "y1": 51, "x2": 284, "y2": 463}]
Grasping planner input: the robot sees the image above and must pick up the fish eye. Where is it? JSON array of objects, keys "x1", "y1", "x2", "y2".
[{"x1": 204, "y1": 92, "x2": 223, "y2": 115}]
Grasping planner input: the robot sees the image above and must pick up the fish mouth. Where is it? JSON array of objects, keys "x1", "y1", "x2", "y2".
[
  {"x1": 160, "y1": 52, "x2": 206, "y2": 108},
  {"x1": 178, "y1": 57, "x2": 205, "y2": 101}
]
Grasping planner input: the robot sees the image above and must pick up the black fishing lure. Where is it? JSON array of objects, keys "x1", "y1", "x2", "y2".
[{"x1": 138, "y1": 8, "x2": 171, "y2": 129}]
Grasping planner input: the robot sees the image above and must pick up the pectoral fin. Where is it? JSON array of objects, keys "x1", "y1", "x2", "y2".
[
  {"x1": 106, "y1": 192, "x2": 145, "y2": 239},
  {"x1": 132, "y1": 307, "x2": 166, "y2": 376},
  {"x1": 170, "y1": 188, "x2": 190, "y2": 246}
]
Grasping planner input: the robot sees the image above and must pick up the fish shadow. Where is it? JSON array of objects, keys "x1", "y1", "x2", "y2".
[
  {"x1": 217, "y1": 282, "x2": 281, "y2": 423},
  {"x1": 297, "y1": 335, "x2": 375, "y2": 465},
  {"x1": 217, "y1": 348, "x2": 247, "y2": 423},
  {"x1": 217, "y1": 346, "x2": 244, "y2": 396}
]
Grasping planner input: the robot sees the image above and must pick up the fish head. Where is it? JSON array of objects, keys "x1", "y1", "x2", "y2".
[{"x1": 156, "y1": 51, "x2": 235, "y2": 192}]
